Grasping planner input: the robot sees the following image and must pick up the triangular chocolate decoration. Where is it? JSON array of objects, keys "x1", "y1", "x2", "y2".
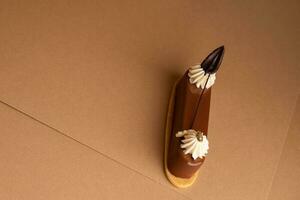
[{"x1": 201, "y1": 46, "x2": 224, "y2": 74}]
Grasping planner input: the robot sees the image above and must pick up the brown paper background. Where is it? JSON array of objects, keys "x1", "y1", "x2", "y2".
[
  {"x1": 0, "y1": 0, "x2": 299, "y2": 199},
  {"x1": 0, "y1": 103, "x2": 187, "y2": 200},
  {"x1": 268, "y1": 97, "x2": 300, "y2": 200}
]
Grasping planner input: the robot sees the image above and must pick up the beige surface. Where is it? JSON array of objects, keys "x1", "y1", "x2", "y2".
[
  {"x1": 268, "y1": 97, "x2": 300, "y2": 200},
  {"x1": 0, "y1": 0, "x2": 299, "y2": 199},
  {"x1": 0, "y1": 102, "x2": 187, "y2": 200}
]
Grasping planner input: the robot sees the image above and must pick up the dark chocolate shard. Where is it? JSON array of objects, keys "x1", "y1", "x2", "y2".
[{"x1": 201, "y1": 46, "x2": 225, "y2": 74}]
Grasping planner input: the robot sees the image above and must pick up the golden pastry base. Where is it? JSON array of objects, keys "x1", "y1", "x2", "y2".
[{"x1": 164, "y1": 80, "x2": 199, "y2": 188}]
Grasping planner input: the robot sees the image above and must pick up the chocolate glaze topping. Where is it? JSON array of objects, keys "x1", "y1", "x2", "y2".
[{"x1": 167, "y1": 46, "x2": 224, "y2": 178}]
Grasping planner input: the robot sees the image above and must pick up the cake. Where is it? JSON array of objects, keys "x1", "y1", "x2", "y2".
[{"x1": 164, "y1": 46, "x2": 224, "y2": 187}]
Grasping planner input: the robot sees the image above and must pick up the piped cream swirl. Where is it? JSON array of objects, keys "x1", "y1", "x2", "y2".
[
  {"x1": 188, "y1": 65, "x2": 216, "y2": 89},
  {"x1": 176, "y1": 129, "x2": 209, "y2": 160}
]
